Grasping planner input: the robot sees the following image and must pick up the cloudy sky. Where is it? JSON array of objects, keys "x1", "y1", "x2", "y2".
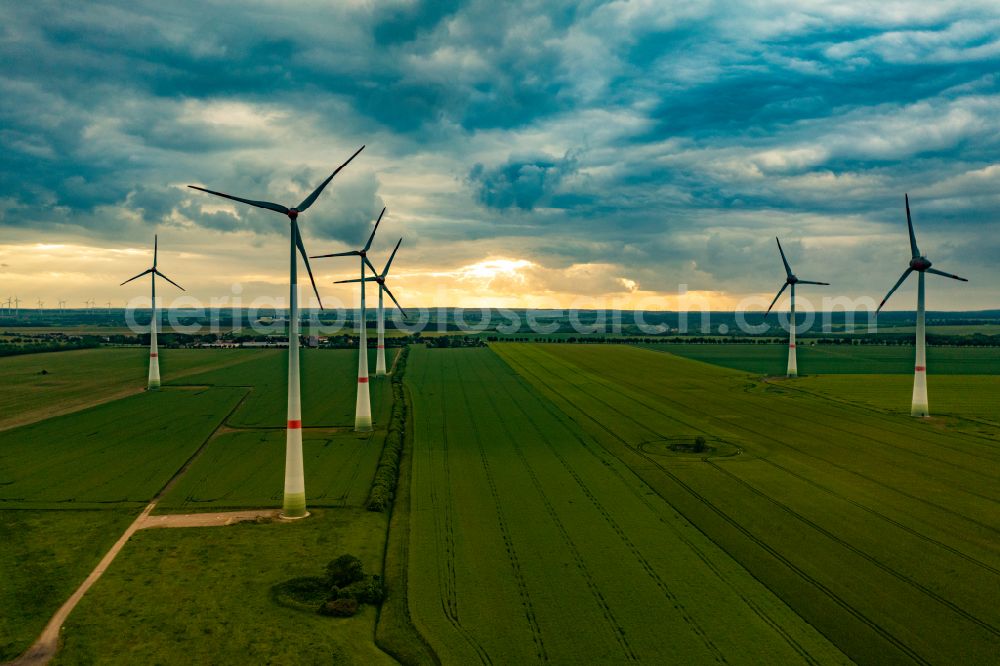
[{"x1": 1, "y1": 0, "x2": 998, "y2": 312}]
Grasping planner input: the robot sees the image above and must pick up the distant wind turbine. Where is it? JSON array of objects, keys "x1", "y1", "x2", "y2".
[
  {"x1": 312, "y1": 207, "x2": 385, "y2": 430},
  {"x1": 121, "y1": 235, "x2": 185, "y2": 390},
  {"x1": 188, "y1": 145, "x2": 365, "y2": 518},
  {"x1": 876, "y1": 194, "x2": 968, "y2": 417},
  {"x1": 36, "y1": 300, "x2": 44, "y2": 311},
  {"x1": 764, "y1": 238, "x2": 829, "y2": 377},
  {"x1": 335, "y1": 237, "x2": 406, "y2": 377}
]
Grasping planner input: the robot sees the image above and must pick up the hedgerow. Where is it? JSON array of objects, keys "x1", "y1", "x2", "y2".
[{"x1": 366, "y1": 345, "x2": 409, "y2": 512}]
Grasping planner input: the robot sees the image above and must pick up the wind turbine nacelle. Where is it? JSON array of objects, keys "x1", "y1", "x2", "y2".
[
  {"x1": 910, "y1": 257, "x2": 932, "y2": 272},
  {"x1": 786, "y1": 274, "x2": 799, "y2": 285}
]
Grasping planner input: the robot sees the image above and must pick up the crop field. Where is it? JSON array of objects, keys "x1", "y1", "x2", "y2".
[
  {"x1": 405, "y1": 346, "x2": 849, "y2": 664},
  {"x1": 156, "y1": 429, "x2": 384, "y2": 512},
  {"x1": 0, "y1": 348, "x2": 261, "y2": 430},
  {"x1": 793, "y1": 375, "x2": 1000, "y2": 427},
  {"x1": 0, "y1": 387, "x2": 246, "y2": 509},
  {"x1": 493, "y1": 343, "x2": 1000, "y2": 664},
  {"x1": 169, "y1": 348, "x2": 395, "y2": 427},
  {"x1": 641, "y1": 342, "x2": 1000, "y2": 375},
  {"x1": 53, "y1": 509, "x2": 392, "y2": 665}
]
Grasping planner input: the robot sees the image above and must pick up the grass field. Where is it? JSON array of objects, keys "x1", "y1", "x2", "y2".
[
  {"x1": 53, "y1": 509, "x2": 392, "y2": 665},
  {"x1": 405, "y1": 346, "x2": 848, "y2": 664},
  {"x1": 0, "y1": 509, "x2": 138, "y2": 661},
  {"x1": 494, "y1": 343, "x2": 1000, "y2": 664},
  {"x1": 641, "y1": 342, "x2": 1000, "y2": 375}
]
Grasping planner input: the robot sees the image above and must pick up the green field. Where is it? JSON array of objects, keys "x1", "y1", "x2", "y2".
[
  {"x1": 0, "y1": 509, "x2": 138, "y2": 661},
  {"x1": 0, "y1": 348, "x2": 262, "y2": 430},
  {"x1": 156, "y1": 429, "x2": 384, "y2": 512},
  {"x1": 494, "y1": 343, "x2": 1000, "y2": 663},
  {"x1": 405, "y1": 346, "x2": 848, "y2": 663},
  {"x1": 0, "y1": 347, "x2": 395, "y2": 662},
  {"x1": 0, "y1": 387, "x2": 246, "y2": 509},
  {"x1": 642, "y1": 342, "x2": 1000, "y2": 375},
  {"x1": 169, "y1": 348, "x2": 395, "y2": 427},
  {"x1": 53, "y1": 509, "x2": 392, "y2": 665}
]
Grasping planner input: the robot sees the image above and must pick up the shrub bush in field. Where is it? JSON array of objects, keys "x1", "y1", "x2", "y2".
[
  {"x1": 272, "y1": 553, "x2": 382, "y2": 618},
  {"x1": 319, "y1": 598, "x2": 359, "y2": 617}
]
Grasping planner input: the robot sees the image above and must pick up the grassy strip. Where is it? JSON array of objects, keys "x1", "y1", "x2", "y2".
[
  {"x1": 366, "y1": 345, "x2": 409, "y2": 512},
  {"x1": 374, "y1": 379, "x2": 441, "y2": 664}
]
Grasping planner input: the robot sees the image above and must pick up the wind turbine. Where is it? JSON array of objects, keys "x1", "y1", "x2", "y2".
[
  {"x1": 37, "y1": 300, "x2": 44, "y2": 312},
  {"x1": 120, "y1": 235, "x2": 185, "y2": 390},
  {"x1": 876, "y1": 194, "x2": 967, "y2": 417},
  {"x1": 334, "y1": 237, "x2": 406, "y2": 377},
  {"x1": 188, "y1": 145, "x2": 365, "y2": 518},
  {"x1": 312, "y1": 207, "x2": 385, "y2": 431},
  {"x1": 58, "y1": 300, "x2": 66, "y2": 313},
  {"x1": 764, "y1": 237, "x2": 829, "y2": 377},
  {"x1": 13, "y1": 297, "x2": 21, "y2": 317}
]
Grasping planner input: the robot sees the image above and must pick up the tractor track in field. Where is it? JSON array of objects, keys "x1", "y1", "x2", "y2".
[
  {"x1": 523, "y1": 345, "x2": 1000, "y2": 582},
  {"x1": 499, "y1": 345, "x2": 931, "y2": 665},
  {"x1": 451, "y1": 354, "x2": 549, "y2": 662},
  {"x1": 756, "y1": 380, "x2": 1000, "y2": 470},
  {"x1": 467, "y1": 352, "x2": 640, "y2": 662},
  {"x1": 706, "y1": 460, "x2": 1000, "y2": 639},
  {"x1": 533, "y1": 346, "x2": 1000, "y2": 537},
  {"x1": 496, "y1": 348, "x2": 826, "y2": 666},
  {"x1": 417, "y1": 354, "x2": 493, "y2": 665},
  {"x1": 756, "y1": 456, "x2": 1000, "y2": 578},
  {"x1": 763, "y1": 378, "x2": 1000, "y2": 443}
]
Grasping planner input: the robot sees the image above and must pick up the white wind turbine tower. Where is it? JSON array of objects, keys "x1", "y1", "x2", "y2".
[
  {"x1": 764, "y1": 237, "x2": 829, "y2": 377},
  {"x1": 120, "y1": 235, "x2": 185, "y2": 390},
  {"x1": 312, "y1": 207, "x2": 386, "y2": 431},
  {"x1": 335, "y1": 237, "x2": 406, "y2": 377},
  {"x1": 188, "y1": 145, "x2": 364, "y2": 518},
  {"x1": 36, "y1": 300, "x2": 45, "y2": 312},
  {"x1": 877, "y1": 194, "x2": 968, "y2": 417}
]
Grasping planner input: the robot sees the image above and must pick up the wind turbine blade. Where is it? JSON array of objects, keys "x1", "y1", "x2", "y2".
[
  {"x1": 310, "y1": 250, "x2": 359, "y2": 259},
  {"x1": 363, "y1": 255, "x2": 379, "y2": 276},
  {"x1": 154, "y1": 269, "x2": 185, "y2": 291},
  {"x1": 764, "y1": 282, "x2": 789, "y2": 317},
  {"x1": 120, "y1": 268, "x2": 153, "y2": 286},
  {"x1": 187, "y1": 185, "x2": 289, "y2": 215},
  {"x1": 382, "y1": 237, "x2": 402, "y2": 277},
  {"x1": 333, "y1": 278, "x2": 369, "y2": 284},
  {"x1": 382, "y1": 285, "x2": 406, "y2": 318},
  {"x1": 296, "y1": 145, "x2": 366, "y2": 212},
  {"x1": 293, "y1": 220, "x2": 324, "y2": 309},
  {"x1": 363, "y1": 207, "x2": 387, "y2": 252},
  {"x1": 905, "y1": 194, "x2": 920, "y2": 258},
  {"x1": 154, "y1": 234, "x2": 158, "y2": 268},
  {"x1": 877, "y1": 267, "x2": 913, "y2": 314},
  {"x1": 926, "y1": 267, "x2": 968, "y2": 282},
  {"x1": 776, "y1": 237, "x2": 792, "y2": 277},
  {"x1": 796, "y1": 280, "x2": 830, "y2": 285}
]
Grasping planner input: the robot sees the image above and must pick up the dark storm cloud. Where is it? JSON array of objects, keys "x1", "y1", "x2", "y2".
[{"x1": 1, "y1": 0, "x2": 998, "y2": 305}]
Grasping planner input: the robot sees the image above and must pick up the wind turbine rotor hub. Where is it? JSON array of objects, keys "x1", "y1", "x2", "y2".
[
  {"x1": 287, "y1": 208, "x2": 299, "y2": 219},
  {"x1": 910, "y1": 256, "x2": 931, "y2": 272},
  {"x1": 787, "y1": 275, "x2": 798, "y2": 284}
]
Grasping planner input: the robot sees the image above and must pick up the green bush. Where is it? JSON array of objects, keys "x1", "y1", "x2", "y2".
[
  {"x1": 693, "y1": 436, "x2": 707, "y2": 453},
  {"x1": 326, "y1": 554, "x2": 364, "y2": 587},
  {"x1": 341, "y1": 574, "x2": 384, "y2": 604},
  {"x1": 318, "y1": 597, "x2": 359, "y2": 617}
]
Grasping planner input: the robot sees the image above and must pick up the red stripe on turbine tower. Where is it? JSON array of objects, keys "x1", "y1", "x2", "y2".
[
  {"x1": 915, "y1": 366, "x2": 926, "y2": 372},
  {"x1": 358, "y1": 377, "x2": 369, "y2": 383},
  {"x1": 789, "y1": 344, "x2": 795, "y2": 348},
  {"x1": 287, "y1": 419, "x2": 302, "y2": 429},
  {"x1": 150, "y1": 353, "x2": 158, "y2": 357},
  {"x1": 377, "y1": 345, "x2": 385, "y2": 349}
]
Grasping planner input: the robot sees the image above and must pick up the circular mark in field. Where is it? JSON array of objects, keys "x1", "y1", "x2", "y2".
[{"x1": 640, "y1": 436, "x2": 741, "y2": 461}]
